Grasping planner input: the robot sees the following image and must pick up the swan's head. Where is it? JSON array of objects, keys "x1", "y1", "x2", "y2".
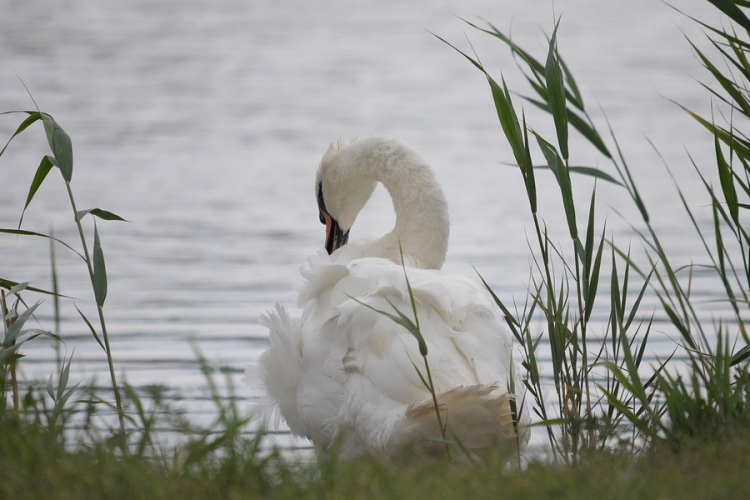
[{"x1": 315, "y1": 140, "x2": 378, "y2": 254}]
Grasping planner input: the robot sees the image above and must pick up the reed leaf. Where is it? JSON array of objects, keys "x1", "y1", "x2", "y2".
[
  {"x1": 76, "y1": 305, "x2": 105, "y2": 351},
  {"x1": 0, "y1": 228, "x2": 82, "y2": 258},
  {"x1": 40, "y1": 113, "x2": 73, "y2": 182},
  {"x1": 584, "y1": 226, "x2": 606, "y2": 323},
  {"x1": 76, "y1": 208, "x2": 128, "y2": 222},
  {"x1": 545, "y1": 22, "x2": 569, "y2": 160},
  {"x1": 530, "y1": 164, "x2": 622, "y2": 186},
  {"x1": 0, "y1": 278, "x2": 59, "y2": 297},
  {"x1": 19, "y1": 155, "x2": 55, "y2": 228},
  {"x1": 0, "y1": 111, "x2": 42, "y2": 158},
  {"x1": 521, "y1": 115, "x2": 538, "y2": 214},
  {"x1": 732, "y1": 344, "x2": 750, "y2": 365},
  {"x1": 707, "y1": 0, "x2": 750, "y2": 32},
  {"x1": 692, "y1": 38, "x2": 750, "y2": 116},
  {"x1": 715, "y1": 135, "x2": 740, "y2": 224},
  {"x1": 490, "y1": 75, "x2": 529, "y2": 172},
  {"x1": 386, "y1": 299, "x2": 427, "y2": 357},
  {"x1": 535, "y1": 133, "x2": 578, "y2": 241},
  {"x1": 92, "y1": 224, "x2": 108, "y2": 307},
  {"x1": 465, "y1": 18, "x2": 546, "y2": 75},
  {"x1": 683, "y1": 106, "x2": 750, "y2": 161},
  {"x1": 4, "y1": 302, "x2": 41, "y2": 346}
]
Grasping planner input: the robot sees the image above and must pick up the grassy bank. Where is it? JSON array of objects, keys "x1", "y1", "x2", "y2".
[
  {"x1": 3, "y1": 0, "x2": 750, "y2": 498},
  {"x1": 2, "y1": 417, "x2": 750, "y2": 499}
]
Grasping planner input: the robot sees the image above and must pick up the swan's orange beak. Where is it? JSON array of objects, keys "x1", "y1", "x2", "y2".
[{"x1": 322, "y1": 211, "x2": 349, "y2": 255}]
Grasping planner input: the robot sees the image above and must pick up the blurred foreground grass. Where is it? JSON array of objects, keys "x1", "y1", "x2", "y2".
[{"x1": 2, "y1": 417, "x2": 749, "y2": 499}]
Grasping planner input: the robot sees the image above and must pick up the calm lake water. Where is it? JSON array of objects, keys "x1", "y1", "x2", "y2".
[{"x1": 0, "y1": 0, "x2": 729, "y2": 448}]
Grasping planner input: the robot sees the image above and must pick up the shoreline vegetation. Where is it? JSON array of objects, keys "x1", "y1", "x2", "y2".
[{"x1": 3, "y1": 0, "x2": 750, "y2": 498}]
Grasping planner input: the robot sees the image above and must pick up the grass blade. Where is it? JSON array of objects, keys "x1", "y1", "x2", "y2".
[
  {"x1": 706, "y1": 0, "x2": 750, "y2": 32},
  {"x1": 41, "y1": 113, "x2": 73, "y2": 182},
  {"x1": 92, "y1": 224, "x2": 108, "y2": 307},
  {"x1": 75, "y1": 305, "x2": 105, "y2": 351},
  {"x1": 535, "y1": 133, "x2": 578, "y2": 241},
  {"x1": 18, "y1": 155, "x2": 55, "y2": 228},
  {"x1": 0, "y1": 111, "x2": 42, "y2": 158},
  {"x1": 545, "y1": 21, "x2": 569, "y2": 160},
  {"x1": 715, "y1": 134, "x2": 740, "y2": 225},
  {"x1": 0, "y1": 228, "x2": 83, "y2": 260},
  {"x1": 0, "y1": 278, "x2": 62, "y2": 297},
  {"x1": 76, "y1": 208, "x2": 128, "y2": 222}
]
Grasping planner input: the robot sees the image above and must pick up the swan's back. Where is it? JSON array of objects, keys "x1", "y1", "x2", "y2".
[{"x1": 258, "y1": 252, "x2": 528, "y2": 458}]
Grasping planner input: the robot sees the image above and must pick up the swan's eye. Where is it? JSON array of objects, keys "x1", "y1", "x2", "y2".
[{"x1": 319, "y1": 211, "x2": 326, "y2": 224}]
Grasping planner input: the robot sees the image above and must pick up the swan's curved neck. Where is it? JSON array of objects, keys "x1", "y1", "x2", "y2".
[{"x1": 351, "y1": 138, "x2": 449, "y2": 269}]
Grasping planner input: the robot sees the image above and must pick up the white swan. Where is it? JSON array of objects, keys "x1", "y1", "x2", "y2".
[{"x1": 254, "y1": 136, "x2": 528, "y2": 459}]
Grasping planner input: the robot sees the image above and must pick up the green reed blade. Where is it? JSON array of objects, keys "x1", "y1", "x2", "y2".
[
  {"x1": 0, "y1": 228, "x2": 83, "y2": 259},
  {"x1": 715, "y1": 135, "x2": 740, "y2": 225},
  {"x1": 18, "y1": 155, "x2": 55, "y2": 229},
  {"x1": 0, "y1": 278, "x2": 60, "y2": 297},
  {"x1": 40, "y1": 113, "x2": 73, "y2": 182},
  {"x1": 76, "y1": 208, "x2": 128, "y2": 222},
  {"x1": 545, "y1": 21, "x2": 569, "y2": 160},
  {"x1": 521, "y1": 114, "x2": 537, "y2": 214},
  {"x1": 535, "y1": 134, "x2": 578, "y2": 241},
  {"x1": 76, "y1": 305, "x2": 105, "y2": 351},
  {"x1": 93, "y1": 224, "x2": 108, "y2": 307},
  {"x1": 0, "y1": 111, "x2": 42, "y2": 158},
  {"x1": 706, "y1": 0, "x2": 750, "y2": 32}
]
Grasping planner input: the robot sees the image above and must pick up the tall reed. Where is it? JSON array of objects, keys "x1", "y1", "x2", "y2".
[
  {"x1": 0, "y1": 107, "x2": 128, "y2": 437},
  {"x1": 438, "y1": 0, "x2": 750, "y2": 459}
]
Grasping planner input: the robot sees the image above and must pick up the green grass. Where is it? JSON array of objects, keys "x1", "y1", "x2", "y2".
[
  {"x1": 3, "y1": 0, "x2": 750, "y2": 498},
  {"x1": 2, "y1": 416, "x2": 750, "y2": 499}
]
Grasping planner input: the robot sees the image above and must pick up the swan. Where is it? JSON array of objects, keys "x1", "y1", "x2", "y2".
[{"x1": 253, "y1": 136, "x2": 529, "y2": 459}]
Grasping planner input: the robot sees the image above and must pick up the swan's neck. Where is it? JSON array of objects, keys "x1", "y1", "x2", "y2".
[{"x1": 353, "y1": 138, "x2": 449, "y2": 269}]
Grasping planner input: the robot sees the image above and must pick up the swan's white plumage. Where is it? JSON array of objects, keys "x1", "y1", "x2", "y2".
[{"x1": 253, "y1": 137, "x2": 528, "y2": 459}]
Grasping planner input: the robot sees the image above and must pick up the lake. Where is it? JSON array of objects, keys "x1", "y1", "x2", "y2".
[{"x1": 0, "y1": 0, "x2": 728, "y2": 449}]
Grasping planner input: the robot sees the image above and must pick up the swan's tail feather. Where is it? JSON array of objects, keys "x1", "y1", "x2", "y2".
[
  {"x1": 248, "y1": 303, "x2": 304, "y2": 430},
  {"x1": 391, "y1": 385, "x2": 528, "y2": 457}
]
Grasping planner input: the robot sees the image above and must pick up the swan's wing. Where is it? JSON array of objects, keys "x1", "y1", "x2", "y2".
[
  {"x1": 339, "y1": 258, "x2": 517, "y2": 391},
  {"x1": 270, "y1": 253, "x2": 527, "y2": 454},
  {"x1": 253, "y1": 303, "x2": 304, "y2": 430},
  {"x1": 297, "y1": 255, "x2": 522, "y2": 447},
  {"x1": 255, "y1": 300, "x2": 349, "y2": 447}
]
